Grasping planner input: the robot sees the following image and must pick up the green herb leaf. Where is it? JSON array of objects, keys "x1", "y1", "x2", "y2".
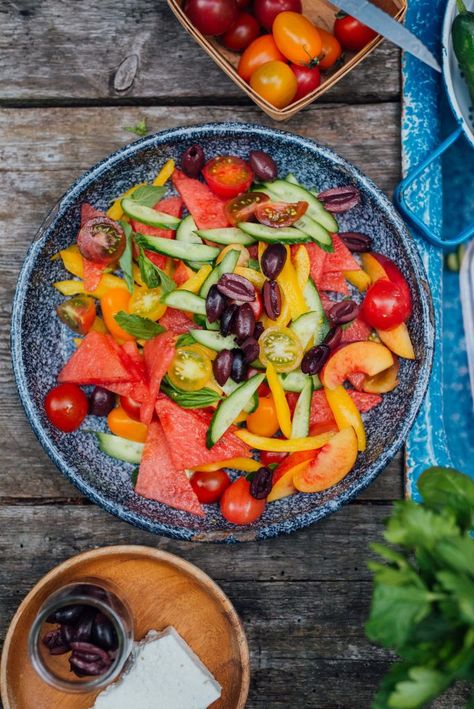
[
  {"x1": 387, "y1": 666, "x2": 450, "y2": 709},
  {"x1": 138, "y1": 246, "x2": 176, "y2": 294},
  {"x1": 419, "y1": 466, "x2": 474, "y2": 531},
  {"x1": 176, "y1": 333, "x2": 196, "y2": 347},
  {"x1": 124, "y1": 118, "x2": 148, "y2": 137},
  {"x1": 384, "y1": 500, "x2": 460, "y2": 550},
  {"x1": 114, "y1": 311, "x2": 165, "y2": 340},
  {"x1": 365, "y1": 583, "x2": 433, "y2": 651},
  {"x1": 131, "y1": 184, "x2": 166, "y2": 208},
  {"x1": 118, "y1": 220, "x2": 134, "y2": 293},
  {"x1": 161, "y1": 377, "x2": 221, "y2": 409}
]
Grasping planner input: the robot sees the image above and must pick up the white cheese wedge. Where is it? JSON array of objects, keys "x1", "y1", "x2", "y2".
[{"x1": 92, "y1": 628, "x2": 221, "y2": 709}]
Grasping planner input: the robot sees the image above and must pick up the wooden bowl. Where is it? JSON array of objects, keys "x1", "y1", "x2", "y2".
[
  {"x1": 167, "y1": 0, "x2": 406, "y2": 120},
  {"x1": 0, "y1": 546, "x2": 249, "y2": 709}
]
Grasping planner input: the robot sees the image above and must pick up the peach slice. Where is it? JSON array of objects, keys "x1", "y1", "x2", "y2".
[
  {"x1": 363, "y1": 357, "x2": 400, "y2": 393},
  {"x1": 377, "y1": 324, "x2": 415, "y2": 360},
  {"x1": 268, "y1": 451, "x2": 316, "y2": 502},
  {"x1": 293, "y1": 427, "x2": 358, "y2": 493},
  {"x1": 321, "y1": 341, "x2": 394, "y2": 390}
]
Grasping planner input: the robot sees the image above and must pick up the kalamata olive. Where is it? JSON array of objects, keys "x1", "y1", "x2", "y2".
[
  {"x1": 69, "y1": 654, "x2": 108, "y2": 676},
  {"x1": 250, "y1": 467, "x2": 273, "y2": 499},
  {"x1": 46, "y1": 604, "x2": 87, "y2": 625},
  {"x1": 42, "y1": 629, "x2": 68, "y2": 655},
  {"x1": 317, "y1": 186, "x2": 361, "y2": 213},
  {"x1": 71, "y1": 641, "x2": 112, "y2": 665},
  {"x1": 220, "y1": 304, "x2": 239, "y2": 337},
  {"x1": 231, "y1": 349, "x2": 248, "y2": 382},
  {"x1": 73, "y1": 607, "x2": 96, "y2": 643},
  {"x1": 181, "y1": 144, "x2": 205, "y2": 178},
  {"x1": 253, "y1": 321, "x2": 264, "y2": 340},
  {"x1": 323, "y1": 326, "x2": 342, "y2": 350},
  {"x1": 60, "y1": 624, "x2": 76, "y2": 648},
  {"x1": 301, "y1": 345, "x2": 330, "y2": 375},
  {"x1": 89, "y1": 387, "x2": 116, "y2": 417},
  {"x1": 261, "y1": 243, "x2": 287, "y2": 279},
  {"x1": 91, "y1": 613, "x2": 118, "y2": 651},
  {"x1": 232, "y1": 303, "x2": 255, "y2": 341},
  {"x1": 240, "y1": 337, "x2": 260, "y2": 364},
  {"x1": 338, "y1": 231, "x2": 372, "y2": 252},
  {"x1": 328, "y1": 300, "x2": 359, "y2": 325},
  {"x1": 205, "y1": 284, "x2": 227, "y2": 323},
  {"x1": 77, "y1": 217, "x2": 125, "y2": 265},
  {"x1": 249, "y1": 150, "x2": 278, "y2": 182},
  {"x1": 213, "y1": 349, "x2": 233, "y2": 386},
  {"x1": 262, "y1": 280, "x2": 281, "y2": 320},
  {"x1": 217, "y1": 273, "x2": 255, "y2": 302}
]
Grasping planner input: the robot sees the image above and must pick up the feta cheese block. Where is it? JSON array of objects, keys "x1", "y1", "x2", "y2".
[{"x1": 91, "y1": 627, "x2": 222, "y2": 709}]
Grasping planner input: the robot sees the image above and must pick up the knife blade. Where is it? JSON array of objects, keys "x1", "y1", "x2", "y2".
[{"x1": 335, "y1": 0, "x2": 442, "y2": 72}]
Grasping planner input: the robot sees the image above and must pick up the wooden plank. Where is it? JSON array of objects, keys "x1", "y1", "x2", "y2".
[{"x1": 0, "y1": 2, "x2": 400, "y2": 105}]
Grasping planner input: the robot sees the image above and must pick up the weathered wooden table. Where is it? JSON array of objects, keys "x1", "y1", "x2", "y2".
[{"x1": 0, "y1": 3, "x2": 466, "y2": 707}]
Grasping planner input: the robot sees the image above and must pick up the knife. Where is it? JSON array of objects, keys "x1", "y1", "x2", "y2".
[{"x1": 335, "y1": 0, "x2": 442, "y2": 72}]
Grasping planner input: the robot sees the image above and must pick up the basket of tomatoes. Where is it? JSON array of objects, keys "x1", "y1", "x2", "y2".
[{"x1": 167, "y1": 0, "x2": 406, "y2": 120}]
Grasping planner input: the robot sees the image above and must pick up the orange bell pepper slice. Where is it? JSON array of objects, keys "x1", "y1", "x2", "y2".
[{"x1": 107, "y1": 406, "x2": 148, "y2": 443}]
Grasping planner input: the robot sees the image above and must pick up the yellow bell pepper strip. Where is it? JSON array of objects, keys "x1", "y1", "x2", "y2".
[
  {"x1": 192, "y1": 457, "x2": 261, "y2": 473},
  {"x1": 266, "y1": 363, "x2": 292, "y2": 439},
  {"x1": 235, "y1": 429, "x2": 334, "y2": 452},
  {"x1": 276, "y1": 246, "x2": 308, "y2": 321},
  {"x1": 91, "y1": 316, "x2": 108, "y2": 333},
  {"x1": 54, "y1": 274, "x2": 128, "y2": 299},
  {"x1": 324, "y1": 385, "x2": 366, "y2": 452},
  {"x1": 344, "y1": 269, "x2": 371, "y2": 292},
  {"x1": 58, "y1": 245, "x2": 83, "y2": 278},
  {"x1": 233, "y1": 410, "x2": 248, "y2": 424},
  {"x1": 257, "y1": 241, "x2": 267, "y2": 264},
  {"x1": 235, "y1": 266, "x2": 266, "y2": 289},
  {"x1": 153, "y1": 159, "x2": 175, "y2": 186},
  {"x1": 53, "y1": 280, "x2": 83, "y2": 296},
  {"x1": 73, "y1": 337, "x2": 83, "y2": 348},
  {"x1": 293, "y1": 245, "x2": 310, "y2": 291},
  {"x1": 178, "y1": 264, "x2": 212, "y2": 293}
]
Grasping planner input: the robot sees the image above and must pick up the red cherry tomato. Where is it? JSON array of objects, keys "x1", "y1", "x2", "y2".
[
  {"x1": 222, "y1": 12, "x2": 260, "y2": 53},
  {"x1": 44, "y1": 383, "x2": 88, "y2": 432},
  {"x1": 77, "y1": 217, "x2": 126, "y2": 265},
  {"x1": 191, "y1": 470, "x2": 231, "y2": 504},
  {"x1": 202, "y1": 155, "x2": 254, "y2": 199},
  {"x1": 220, "y1": 477, "x2": 266, "y2": 524},
  {"x1": 371, "y1": 252, "x2": 412, "y2": 315},
  {"x1": 361, "y1": 279, "x2": 411, "y2": 330},
  {"x1": 56, "y1": 295, "x2": 96, "y2": 335},
  {"x1": 253, "y1": 0, "x2": 302, "y2": 31},
  {"x1": 184, "y1": 0, "x2": 238, "y2": 36},
  {"x1": 260, "y1": 450, "x2": 288, "y2": 466},
  {"x1": 236, "y1": 0, "x2": 251, "y2": 7},
  {"x1": 255, "y1": 200, "x2": 308, "y2": 227},
  {"x1": 333, "y1": 13, "x2": 377, "y2": 52},
  {"x1": 248, "y1": 290, "x2": 263, "y2": 320},
  {"x1": 120, "y1": 395, "x2": 142, "y2": 421},
  {"x1": 291, "y1": 63, "x2": 321, "y2": 101},
  {"x1": 225, "y1": 192, "x2": 270, "y2": 225}
]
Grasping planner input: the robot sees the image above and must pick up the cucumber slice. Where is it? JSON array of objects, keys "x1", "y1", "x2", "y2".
[
  {"x1": 135, "y1": 234, "x2": 220, "y2": 262},
  {"x1": 263, "y1": 179, "x2": 338, "y2": 233},
  {"x1": 190, "y1": 329, "x2": 236, "y2": 352},
  {"x1": 279, "y1": 370, "x2": 321, "y2": 392},
  {"x1": 207, "y1": 373, "x2": 265, "y2": 447},
  {"x1": 303, "y1": 278, "x2": 330, "y2": 344},
  {"x1": 122, "y1": 198, "x2": 181, "y2": 229},
  {"x1": 176, "y1": 214, "x2": 201, "y2": 244},
  {"x1": 222, "y1": 380, "x2": 259, "y2": 413},
  {"x1": 285, "y1": 173, "x2": 299, "y2": 185},
  {"x1": 294, "y1": 214, "x2": 332, "y2": 247},
  {"x1": 238, "y1": 222, "x2": 309, "y2": 244},
  {"x1": 290, "y1": 311, "x2": 324, "y2": 349},
  {"x1": 162, "y1": 290, "x2": 207, "y2": 315},
  {"x1": 200, "y1": 248, "x2": 240, "y2": 298},
  {"x1": 291, "y1": 378, "x2": 313, "y2": 438},
  {"x1": 95, "y1": 432, "x2": 144, "y2": 464},
  {"x1": 193, "y1": 314, "x2": 220, "y2": 330},
  {"x1": 196, "y1": 227, "x2": 256, "y2": 246}
]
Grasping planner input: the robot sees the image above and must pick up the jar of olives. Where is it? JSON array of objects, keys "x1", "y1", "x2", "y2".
[{"x1": 29, "y1": 578, "x2": 134, "y2": 692}]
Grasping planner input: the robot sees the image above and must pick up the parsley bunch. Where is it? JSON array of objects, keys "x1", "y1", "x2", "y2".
[{"x1": 366, "y1": 467, "x2": 474, "y2": 708}]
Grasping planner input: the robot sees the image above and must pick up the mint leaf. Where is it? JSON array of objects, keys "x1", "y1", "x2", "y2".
[
  {"x1": 387, "y1": 666, "x2": 449, "y2": 709},
  {"x1": 176, "y1": 333, "x2": 196, "y2": 347},
  {"x1": 419, "y1": 467, "x2": 474, "y2": 531},
  {"x1": 118, "y1": 220, "x2": 134, "y2": 293},
  {"x1": 131, "y1": 185, "x2": 166, "y2": 208},
  {"x1": 161, "y1": 377, "x2": 221, "y2": 409},
  {"x1": 124, "y1": 119, "x2": 148, "y2": 137},
  {"x1": 114, "y1": 311, "x2": 165, "y2": 340},
  {"x1": 138, "y1": 247, "x2": 176, "y2": 294}
]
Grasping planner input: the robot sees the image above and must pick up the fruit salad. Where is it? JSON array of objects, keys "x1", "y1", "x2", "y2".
[{"x1": 46, "y1": 146, "x2": 415, "y2": 525}]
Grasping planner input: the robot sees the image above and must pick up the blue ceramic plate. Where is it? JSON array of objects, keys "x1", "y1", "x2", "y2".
[{"x1": 11, "y1": 123, "x2": 434, "y2": 542}]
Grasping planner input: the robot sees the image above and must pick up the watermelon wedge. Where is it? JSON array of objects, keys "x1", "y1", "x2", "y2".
[
  {"x1": 309, "y1": 388, "x2": 381, "y2": 430},
  {"x1": 81, "y1": 203, "x2": 104, "y2": 225},
  {"x1": 59, "y1": 332, "x2": 137, "y2": 384},
  {"x1": 319, "y1": 271, "x2": 349, "y2": 295},
  {"x1": 173, "y1": 261, "x2": 190, "y2": 287},
  {"x1": 323, "y1": 234, "x2": 360, "y2": 273},
  {"x1": 350, "y1": 391, "x2": 382, "y2": 412},
  {"x1": 135, "y1": 421, "x2": 204, "y2": 517},
  {"x1": 155, "y1": 395, "x2": 251, "y2": 469},
  {"x1": 304, "y1": 243, "x2": 327, "y2": 287},
  {"x1": 347, "y1": 372, "x2": 366, "y2": 391},
  {"x1": 121, "y1": 341, "x2": 147, "y2": 382},
  {"x1": 83, "y1": 258, "x2": 106, "y2": 292},
  {"x1": 172, "y1": 169, "x2": 229, "y2": 229},
  {"x1": 159, "y1": 308, "x2": 196, "y2": 334},
  {"x1": 140, "y1": 332, "x2": 176, "y2": 425},
  {"x1": 101, "y1": 380, "x2": 150, "y2": 403},
  {"x1": 340, "y1": 317, "x2": 371, "y2": 344}
]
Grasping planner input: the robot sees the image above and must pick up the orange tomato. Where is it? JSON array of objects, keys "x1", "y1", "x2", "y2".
[
  {"x1": 272, "y1": 12, "x2": 322, "y2": 65},
  {"x1": 107, "y1": 406, "x2": 148, "y2": 443},
  {"x1": 100, "y1": 288, "x2": 134, "y2": 341},
  {"x1": 246, "y1": 395, "x2": 280, "y2": 437},
  {"x1": 250, "y1": 60, "x2": 297, "y2": 108},
  {"x1": 238, "y1": 34, "x2": 286, "y2": 82},
  {"x1": 317, "y1": 28, "x2": 342, "y2": 70}
]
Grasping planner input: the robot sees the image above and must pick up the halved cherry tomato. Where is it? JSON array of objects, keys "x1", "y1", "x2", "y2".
[
  {"x1": 255, "y1": 200, "x2": 308, "y2": 227},
  {"x1": 272, "y1": 12, "x2": 322, "y2": 65},
  {"x1": 291, "y1": 63, "x2": 321, "y2": 101},
  {"x1": 202, "y1": 156, "x2": 254, "y2": 199},
  {"x1": 371, "y1": 252, "x2": 412, "y2": 315},
  {"x1": 120, "y1": 395, "x2": 142, "y2": 421},
  {"x1": 167, "y1": 345, "x2": 212, "y2": 392},
  {"x1": 77, "y1": 217, "x2": 125, "y2": 265},
  {"x1": 258, "y1": 326, "x2": 303, "y2": 373},
  {"x1": 246, "y1": 395, "x2": 280, "y2": 437},
  {"x1": 248, "y1": 290, "x2": 263, "y2": 320},
  {"x1": 334, "y1": 13, "x2": 377, "y2": 52},
  {"x1": 107, "y1": 406, "x2": 148, "y2": 443},
  {"x1": 238, "y1": 34, "x2": 287, "y2": 83},
  {"x1": 225, "y1": 192, "x2": 270, "y2": 225},
  {"x1": 361, "y1": 279, "x2": 411, "y2": 331},
  {"x1": 250, "y1": 60, "x2": 297, "y2": 108},
  {"x1": 260, "y1": 450, "x2": 288, "y2": 466},
  {"x1": 220, "y1": 476, "x2": 266, "y2": 524},
  {"x1": 56, "y1": 295, "x2": 96, "y2": 335},
  {"x1": 44, "y1": 383, "x2": 88, "y2": 432},
  {"x1": 129, "y1": 286, "x2": 166, "y2": 321},
  {"x1": 191, "y1": 470, "x2": 231, "y2": 504},
  {"x1": 317, "y1": 27, "x2": 342, "y2": 70},
  {"x1": 100, "y1": 288, "x2": 134, "y2": 341},
  {"x1": 221, "y1": 11, "x2": 260, "y2": 53}
]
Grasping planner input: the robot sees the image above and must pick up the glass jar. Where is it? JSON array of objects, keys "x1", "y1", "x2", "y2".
[{"x1": 29, "y1": 578, "x2": 134, "y2": 693}]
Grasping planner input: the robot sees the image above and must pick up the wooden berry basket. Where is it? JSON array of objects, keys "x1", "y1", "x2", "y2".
[{"x1": 167, "y1": 0, "x2": 407, "y2": 121}]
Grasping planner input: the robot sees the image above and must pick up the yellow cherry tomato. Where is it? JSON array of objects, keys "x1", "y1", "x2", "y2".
[
  {"x1": 259, "y1": 326, "x2": 303, "y2": 373},
  {"x1": 250, "y1": 60, "x2": 297, "y2": 109},
  {"x1": 246, "y1": 395, "x2": 280, "y2": 437},
  {"x1": 100, "y1": 288, "x2": 134, "y2": 341},
  {"x1": 273, "y1": 12, "x2": 322, "y2": 65},
  {"x1": 107, "y1": 406, "x2": 148, "y2": 443},
  {"x1": 167, "y1": 345, "x2": 212, "y2": 392},
  {"x1": 129, "y1": 286, "x2": 166, "y2": 321}
]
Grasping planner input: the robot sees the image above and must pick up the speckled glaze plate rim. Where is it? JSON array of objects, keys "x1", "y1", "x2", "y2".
[{"x1": 11, "y1": 122, "x2": 434, "y2": 542}]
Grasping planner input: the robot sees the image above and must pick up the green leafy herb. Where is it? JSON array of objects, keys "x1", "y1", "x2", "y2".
[
  {"x1": 137, "y1": 246, "x2": 176, "y2": 294},
  {"x1": 161, "y1": 376, "x2": 221, "y2": 409},
  {"x1": 118, "y1": 220, "x2": 134, "y2": 293},
  {"x1": 366, "y1": 466, "x2": 474, "y2": 708},
  {"x1": 124, "y1": 118, "x2": 148, "y2": 137},
  {"x1": 114, "y1": 311, "x2": 165, "y2": 340},
  {"x1": 176, "y1": 333, "x2": 196, "y2": 347},
  {"x1": 130, "y1": 184, "x2": 166, "y2": 208}
]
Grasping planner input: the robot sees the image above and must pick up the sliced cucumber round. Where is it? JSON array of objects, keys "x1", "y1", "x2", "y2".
[
  {"x1": 303, "y1": 278, "x2": 330, "y2": 344},
  {"x1": 196, "y1": 227, "x2": 256, "y2": 246},
  {"x1": 207, "y1": 373, "x2": 265, "y2": 447},
  {"x1": 95, "y1": 432, "x2": 144, "y2": 464},
  {"x1": 162, "y1": 289, "x2": 207, "y2": 315},
  {"x1": 290, "y1": 378, "x2": 313, "y2": 439},
  {"x1": 238, "y1": 222, "x2": 310, "y2": 244},
  {"x1": 190, "y1": 329, "x2": 236, "y2": 352},
  {"x1": 294, "y1": 214, "x2": 332, "y2": 247},
  {"x1": 135, "y1": 234, "x2": 220, "y2": 262},
  {"x1": 176, "y1": 214, "x2": 201, "y2": 244},
  {"x1": 263, "y1": 179, "x2": 338, "y2": 233},
  {"x1": 200, "y1": 248, "x2": 240, "y2": 298},
  {"x1": 122, "y1": 198, "x2": 181, "y2": 229}
]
